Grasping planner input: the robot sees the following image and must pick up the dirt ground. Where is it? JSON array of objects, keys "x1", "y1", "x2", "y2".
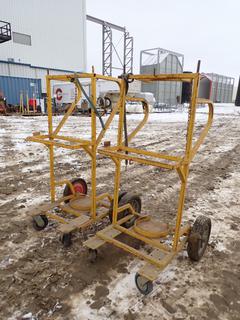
[{"x1": 0, "y1": 105, "x2": 240, "y2": 320}]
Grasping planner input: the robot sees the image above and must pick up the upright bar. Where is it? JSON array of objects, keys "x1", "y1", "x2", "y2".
[
  {"x1": 173, "y1": 74, "x2": 200, "y2": 250},
  {"x1": 46, "y1": 76, "x2": 55, "y2": 202},
  {"x1": 112, "y1": 79, "x2": 127, "y2": 224},
  {"x1": 91, "y1": 76, "x2": 97, "y2": 219}
]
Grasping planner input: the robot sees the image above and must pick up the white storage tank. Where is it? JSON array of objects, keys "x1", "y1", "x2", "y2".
[{"x1": 140, "y1": 48, "x2": 184, "y2": 106}]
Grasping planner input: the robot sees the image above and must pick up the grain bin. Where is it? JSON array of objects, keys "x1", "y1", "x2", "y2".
[{"x1": 140, "y1": 48, "x2": 184, "y2": 106}]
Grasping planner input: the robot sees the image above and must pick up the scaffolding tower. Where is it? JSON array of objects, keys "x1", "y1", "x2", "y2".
[
  {"x1": 87, "y1": 15, "x2": 133, "y2": 76},
  {"x1": 0, "y1": 20, "x2": 11, "y2": 44}
]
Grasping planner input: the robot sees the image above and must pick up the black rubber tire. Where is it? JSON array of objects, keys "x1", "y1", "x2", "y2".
[
  {"x1": 109, "y1": 192, "x2": 141, "y2": 228},
  {"x1": 60, "y1": 233, "x2": 72, "y2": 247},
  {"x1": 97, "y1": 97, "x2": 104, "y2": 107},
  {"x1": 187, "y1": 215, "x2": 211, "y2": 261},
  {"x1": 63, "y1": 178, "x2": 88, "y2": 203},
  {"x1": 108, "y1": 191, "x2": 127, "y2": 223},
  {"x1": 135, "y1": 273, "x2": 153, "y2": 295},
  {"x1": 32, "y1": 215, "x2": 48, "y2": 231},
  {"x1": 88, "y1": 248, "x2": 98, "y2": 263}
]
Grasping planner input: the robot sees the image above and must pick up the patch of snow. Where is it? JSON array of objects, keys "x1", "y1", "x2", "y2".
[{"x1": 0, "y1": 256, "x2": 15, "y2": 269}]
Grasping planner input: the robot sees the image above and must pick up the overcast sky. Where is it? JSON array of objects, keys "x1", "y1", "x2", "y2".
[{"x1": 86, "y1": 0, "x2": 239, "y2": 83}]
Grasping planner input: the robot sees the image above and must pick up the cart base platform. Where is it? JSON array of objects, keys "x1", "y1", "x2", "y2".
[{"x1": 84, "y1": 222, "x2": 188, "y2": 282}]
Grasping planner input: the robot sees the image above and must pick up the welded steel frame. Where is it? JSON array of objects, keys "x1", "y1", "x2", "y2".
[
  {"x1": 87, "y1": 15, "x2": 133, "y2": 76},
  {"x1": 85, "y1": 72, "x2": 214, "y2": 281},
  {"x1": 123, "y1": 32, "x2": 133, "y2": 74},
  {"x1": 0, "y1": 20, "x2": 11, "y2": 43},
  {"x1": 26, "y1": 72, "x2": 149, "y2": 235},
  {"x1": 102, "y1": 23, "x2": 113, "y2": 76},
  {"x1": 26, "y1": 72, "x2": 121, "y2": 232}
]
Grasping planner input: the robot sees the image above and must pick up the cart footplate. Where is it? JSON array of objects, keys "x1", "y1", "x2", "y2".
[
  {"x1": 29, "y1": 200, "x2": 65, "y2": 216},
  {"x1": 60, "y1": 203, "x2": 83, "y2": 217},
  {"x1": 138, "y1": 249, "x2": 175, "y2": 281},
  {"x1": 85, "y1": 225, "x2": 177, "y2": 281},
  {"x1": 84, "y1": 225, "x2": 121, "y2": 249},
  {"x1": 58, "y1": 215, "x2": 90, "y2": 233}
]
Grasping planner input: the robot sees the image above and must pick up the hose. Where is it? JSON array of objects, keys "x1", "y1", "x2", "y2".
[{"x1": 73, "y1": 78, "x2": 105, "y2": 129}]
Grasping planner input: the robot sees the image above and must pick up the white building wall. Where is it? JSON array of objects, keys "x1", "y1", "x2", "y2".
[
  {"x1": 0, "y1": 0, "x2": 86, "y2": 71},
  {"x1": 0, "y1": 61, "x2": 75, "y2": 93},
  {"x1": 0, "y1": 63, "x2": 9, "y2": 76}
]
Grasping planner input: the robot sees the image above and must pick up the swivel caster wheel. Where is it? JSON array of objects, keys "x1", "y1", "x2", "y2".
[
  {"x1": 60, "y1": 233, "x2": 72, "y2": 247},
  {"x1": 32, "y1": 215, "x2": 48, "y2": 231},
  {"x1": 135, "y1": 273, "x2": 153, "y2": 295},
  {"x1": 88, "y1": 248, "x2": 98, "y2": 263}
]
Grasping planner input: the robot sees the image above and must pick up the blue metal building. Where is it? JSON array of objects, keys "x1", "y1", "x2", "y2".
[{"x1": 0, "y1": 75, "x2": 41, "y2": 105}]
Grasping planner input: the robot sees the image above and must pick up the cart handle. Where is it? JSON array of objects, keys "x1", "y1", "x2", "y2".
[{"x1": 189, "y1": 98, "x2": 214, "y2": 162}]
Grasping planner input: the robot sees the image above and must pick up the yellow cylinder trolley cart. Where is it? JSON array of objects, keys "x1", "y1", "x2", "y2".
[
  {"x1": 84, "y1": 68, "x2": 214, "y2": 293},
  {"x1": 27, "y1": 72, "x2": 150, "y2": 247}
]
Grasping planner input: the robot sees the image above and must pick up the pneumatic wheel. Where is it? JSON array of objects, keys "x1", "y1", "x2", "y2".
[
  {"x1": 108, "y1": 192, "x2": 141, "y2": 228},
  {"x1": 187, "y1": 215, "x2": 211, "y2": 261},
  {"x1": 135, "y1": 273, "x2": 153, "y2": 295},
  {"x1": 88, "y1": 248, "x2": 98, "y2": 263},
  {"x1": 108, "y1": 191, "x2": 127, "y2": 223},
  {"x1": 32, "y1": 215, "x2": 48, "y2": 231},
  {"x1": 63, "y1": 178, "x2": 88, "y2": 203},
  {"x1": 118, "y1": 193, "x2": 141, "y2": 228}
]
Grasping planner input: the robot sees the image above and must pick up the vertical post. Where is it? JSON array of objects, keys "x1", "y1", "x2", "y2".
[
  {"x1": 112, "y1": 159, "x2": 121, "y2": 224},
  {"x1": 102, "y1": 25, "x2": 104, "y2": 75},
  {"x1": 26, "y1": 92, "x2": 29, "y2": 114},
  {"x1": 117, "y1": 79, "x2": 126, "y2": 146},
  {"x1": 102, "y1": 24, "x2": 112, "y2": 76},
  {"x1": 173, "y1": 73, "x2": 200, "y2": 250},
  {"x1": 123, "y1": 30, "x2": 126, "y2": 74},
  {"x1": 112, "y1": 78, "x2": 127, "y2": 224},
  {"x1": 157, "y1": 49, "x2": 161, "y2": 105},
  {"x1": 91, "y1": 75, "x2": 97, "y2": 219},
  {"x1": 46, "y1": 76, "x2": 55, "y2": 202},
  {"x1": 20, "y1": 92, "x2": 23, "y2": 113},
  {"x1": 169, "y1": 54, "x2": 173, "y2": 105},
  {"x1": 123, "y1": 31, "x2": 133, "y2": 74}
]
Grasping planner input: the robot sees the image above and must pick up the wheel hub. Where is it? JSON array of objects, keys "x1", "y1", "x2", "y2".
[{"x1": 74, "y1": 183, "x2": 85, "y2": 194}]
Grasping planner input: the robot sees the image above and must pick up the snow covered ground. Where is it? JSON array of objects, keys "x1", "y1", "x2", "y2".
[{"x1": 0, "y1": 103, "x2": 240, "y2": 320}]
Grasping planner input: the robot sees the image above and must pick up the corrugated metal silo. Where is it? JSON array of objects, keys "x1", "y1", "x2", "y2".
[
  {"x1": 140, "y1": 48, "x2": 184, "y2": 106},
  {"x1": 200, "y1": 73, "x2": 234, "y2": 103}
]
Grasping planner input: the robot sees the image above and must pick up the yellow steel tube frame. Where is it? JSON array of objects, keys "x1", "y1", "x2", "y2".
[
  {"x1": 94, "y1": 72, "x2": 213, "y2": 272},
  {"x1": 26, "y1": 72, "x2": 151, "y2": 228},
  {"x1": 27, "y1": 72, "x2": 124, "y2": 225}
]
